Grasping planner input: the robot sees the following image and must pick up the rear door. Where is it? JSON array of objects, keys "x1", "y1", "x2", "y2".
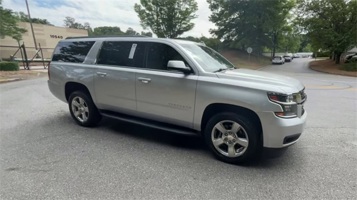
[{"x1": 94, "y1": 41, "x2": 145, "y2": 114}]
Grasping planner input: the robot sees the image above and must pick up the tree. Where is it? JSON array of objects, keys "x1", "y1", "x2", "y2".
[
  {"x1": 141, "y1": 31, "x2": 153, "y2": 37},
  {"x1": 91, "y1": 26, "x2": 124, "y2": 36},
  {"x1": 296, "y1": 0, "x2": 357, "y2": 64},
  {"x1": 134, "y1": 0, "x2": 198, "y2": 38},
  {"x1": 64, "y1": 16, "x2": 92, "y2": 35},
  {"x1": 125, "y1": 27, "x2": 139, "y2": 36},
  {"x1": 179, "y1": 36, "x2": 222, "y2": 50},
  {"x1": 277, "y1": 26, "x2": 301, "y2": 53},
  {"x1": 297, "y1": 33, "x2": 312, "y2": 52},
  {"x1": 0, "y1": 1, "x2": 27, "y2": 41},
  {"x1": 64, "y1": 16, "x2": 90, "y2": 30},
  {"x1": 207, "y1": 0, "x2": 295, "y2": 56},
  {"x1": 17, "y1": 11, "x2": 53, "y2": 25}
]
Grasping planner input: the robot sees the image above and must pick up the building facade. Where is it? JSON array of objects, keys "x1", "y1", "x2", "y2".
[{"x1": 0, "y1": 22, "x2": 88, "y2": 60}]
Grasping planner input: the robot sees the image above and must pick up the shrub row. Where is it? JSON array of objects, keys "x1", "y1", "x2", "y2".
[
  {"x1": 0, "y1": 62, "x2": 19, "y2": 71},
  {"x1": 340, "y1": 62, "x2": 357, "y2": 71}
]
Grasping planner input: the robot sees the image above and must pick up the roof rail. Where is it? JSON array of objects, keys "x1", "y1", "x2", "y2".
[{"x1": 65, "y1": 35, "x2": 149, "y2": 39}]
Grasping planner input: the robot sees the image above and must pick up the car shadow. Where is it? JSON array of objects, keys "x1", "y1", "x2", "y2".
[
  {"x1": 99, "y1": 117, "x2": 206, "y2": 150},
  {"x1": 51, "y1": 114, "x2": 301, "y2": 168}
]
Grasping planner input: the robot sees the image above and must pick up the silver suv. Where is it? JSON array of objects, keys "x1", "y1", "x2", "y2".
[{"x1": 48, "y1": 36, "x2": 307, "y2": 164}]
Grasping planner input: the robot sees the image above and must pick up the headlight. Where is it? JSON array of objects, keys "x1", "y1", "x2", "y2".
[{"x1": 267, "y1": 92, "x2": 297, "y2": 118}]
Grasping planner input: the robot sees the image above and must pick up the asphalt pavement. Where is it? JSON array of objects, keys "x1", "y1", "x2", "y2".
[{"x1": 0, "y1": 58, "x2": 356, "y2": 199}]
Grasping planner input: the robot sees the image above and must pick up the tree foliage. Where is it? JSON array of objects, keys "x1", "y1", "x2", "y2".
[
  {"x1": 134, "y1": 0, "x2": 198, "y2": 38},
  {"x1": 16, "y1": 11, "x2": 53, "y2": 25},
  {"x1": 141, "y1": 31, "x2": 153, "y2": 37},
  {"x1": 90, "y1": 26, "x2": 152, "y2": 37},
  {"x1": 125, "y1": 27, "x2": 139, "y2": 36},
  {"x1": 0, "y1": 2, "x2": 27, "y2": 41},
  {"x1": 91, "y1": 26, "x2": 124, "y2": 36},
  {"x1": 64, "y1": 16, "x2": 91, "y2": 30},
  {"x1": 207, "y1": 0, "x2": 295, "y2": 56},
  {"x1": 296, "y1": 0, "x2": 357, "y2": 63}
]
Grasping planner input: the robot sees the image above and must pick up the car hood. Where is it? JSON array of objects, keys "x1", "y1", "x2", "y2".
[{"x1": 216, "y1": 68, "x2": 304, "y2": 94}]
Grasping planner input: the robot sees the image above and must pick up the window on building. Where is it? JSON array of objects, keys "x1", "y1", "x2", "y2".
[
  {"x1": 52, "y1": 41, "x2": 95, "y2": 63},
  {"x1": 146, "y1": 43, "x2": 186, "y2": 71},
  {"x1": 97, "y1": 42, "x2": 145, "y2": 68}
]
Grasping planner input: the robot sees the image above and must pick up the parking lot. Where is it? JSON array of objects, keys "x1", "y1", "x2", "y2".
[{"x1": 0, "y1": 58, "x2": 356, "y2": 199}]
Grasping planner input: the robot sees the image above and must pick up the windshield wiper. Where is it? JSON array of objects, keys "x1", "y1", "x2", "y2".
[{"x1": 213, "y1": 68, "x2": 228, "y2": 73}]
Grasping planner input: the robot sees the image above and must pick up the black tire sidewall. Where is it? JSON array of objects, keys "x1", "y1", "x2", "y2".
[
  {"x1": 204, "y1": 112, "x2": 260, "y2": 164},
  {"x1": 68, "y1": 91, "x2": 101, "y2": 127}
]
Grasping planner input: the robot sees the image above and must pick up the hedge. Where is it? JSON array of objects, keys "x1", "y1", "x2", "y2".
[
  {"x1": 0, "y1": 62, "x2": 19, "y2": 71},
  {"x1": 340, "y1": 62, "x2": 357, "y2": 71}
]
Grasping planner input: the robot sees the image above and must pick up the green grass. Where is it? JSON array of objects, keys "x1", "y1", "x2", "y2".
[{"x1": 340, "y1": 62, "x2": 357, "y2": 71}]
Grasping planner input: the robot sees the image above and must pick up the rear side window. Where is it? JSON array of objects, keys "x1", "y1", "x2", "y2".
[
  {"x1": 52, "y1": 41, "x2": 95, "y2": 63},
  {"x1": 97, "y1": 41, "x2": 145, "y2": 68}
]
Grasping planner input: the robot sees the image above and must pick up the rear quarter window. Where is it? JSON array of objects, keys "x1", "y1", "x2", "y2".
[{"x1": 52, "y1": 41, "x2": 95, "y2": 63}]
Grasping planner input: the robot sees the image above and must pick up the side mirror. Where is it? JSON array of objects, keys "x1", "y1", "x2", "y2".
[{"x1": 167, "y1": 60, "x2": 192, "y2": 74}]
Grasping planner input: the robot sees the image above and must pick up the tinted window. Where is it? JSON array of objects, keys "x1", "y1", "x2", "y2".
[
  {"x1": 97, "y1": 42, "x2": 145, "y2": 68},
  {"x1": 52, "y1": 41, "x2": 95, "y2": 63},
  {"x1": 146, "y1": 43, "x2": 186, "y2": 70}
]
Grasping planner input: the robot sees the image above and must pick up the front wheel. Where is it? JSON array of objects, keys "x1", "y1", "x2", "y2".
[
  {"x1": 204, "y1": 113, "x2": 260, "y2": 164},
  {"x1": 68, "y1": 91, "x2": 101, "y2": 127}
]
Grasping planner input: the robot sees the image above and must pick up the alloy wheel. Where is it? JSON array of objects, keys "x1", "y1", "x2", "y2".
[{"x1": 211, "y1": 120, "x2": 249, "y2": 157}]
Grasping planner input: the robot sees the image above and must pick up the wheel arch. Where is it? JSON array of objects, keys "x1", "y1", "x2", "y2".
[
  {"x1": 65, "y1": 82, "x2": 93, "y2": 102},
  {"x1": 201, "y1": 103, "x2": 262, "y2": 136}
]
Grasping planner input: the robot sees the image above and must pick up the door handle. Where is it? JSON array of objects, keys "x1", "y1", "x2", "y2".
[
  {"x1": 137, "y1": 77, "x2": 151, "y2": 83},
  {"x1": 97, "y1": 72, "x2": 107, "y2": 77}
]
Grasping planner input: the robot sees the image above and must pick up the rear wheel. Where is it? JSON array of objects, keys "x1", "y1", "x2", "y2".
[
  {"x1": 204, "y1": 113, "x2": 260, "y2": 164},
  {"x1": 68, "y1": 91, "x2": 101, "y2": 127}
]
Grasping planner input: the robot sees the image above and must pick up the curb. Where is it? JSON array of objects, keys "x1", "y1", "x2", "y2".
[
  {"x1": 0, "y1": 78, "x2": 22, "y2": 84},
  {"x1": 0, "y1": 78, "x2": 23, "y2": 84},
  {"x1": 309, "y1": 64, "x2": 357, "y2": 77}
]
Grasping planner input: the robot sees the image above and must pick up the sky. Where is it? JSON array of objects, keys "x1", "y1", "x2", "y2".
[{"x1": 3, "y1": 0, "x2": 216, "y2": 37}]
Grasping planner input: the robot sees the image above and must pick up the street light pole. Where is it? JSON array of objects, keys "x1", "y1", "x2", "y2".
[{"x1": 25, "y1": 0, "x2": 37, "y2": 50}]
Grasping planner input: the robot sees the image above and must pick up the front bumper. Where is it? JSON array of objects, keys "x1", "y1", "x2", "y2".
[{"x1": 257, "y1": 111, "x2": 307, "y2": 148}]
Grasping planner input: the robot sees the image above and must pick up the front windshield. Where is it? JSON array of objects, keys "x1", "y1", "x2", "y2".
[{"x1": 180, "y1": 44, "x2": 236, "y2": 72}]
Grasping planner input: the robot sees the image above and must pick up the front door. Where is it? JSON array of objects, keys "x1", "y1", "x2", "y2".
[{"x1": 135, "y1": 42, "x2": 198, "y2": 128}]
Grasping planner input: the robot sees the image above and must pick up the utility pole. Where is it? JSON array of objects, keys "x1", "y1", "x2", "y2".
[{"x1": 25, "y1": 0, "x2": 37, "y2": 50}]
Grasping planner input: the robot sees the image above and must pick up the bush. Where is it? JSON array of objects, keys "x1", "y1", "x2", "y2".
[
  {"x1": 316, "y1": 51, "x2": 330, "y2": 57},
  {"x1": 0, "y1": 62, "x2": 19, "y2": 71},
  {"x1": 340, "y1": 62, "x2": 357, "y2": 71}
]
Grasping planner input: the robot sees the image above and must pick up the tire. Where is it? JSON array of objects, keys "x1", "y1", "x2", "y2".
[
  {"x1": 68, "y1": 91, "x2": 101, "y2": 127},
  {"x1": 204, "y1": 112, "x2": 260, "y2": 164}
]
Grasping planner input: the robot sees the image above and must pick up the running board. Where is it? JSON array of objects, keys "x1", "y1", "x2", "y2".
[{"x1": 100, "y1": 111, "x2": 200, "y2": 136}]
